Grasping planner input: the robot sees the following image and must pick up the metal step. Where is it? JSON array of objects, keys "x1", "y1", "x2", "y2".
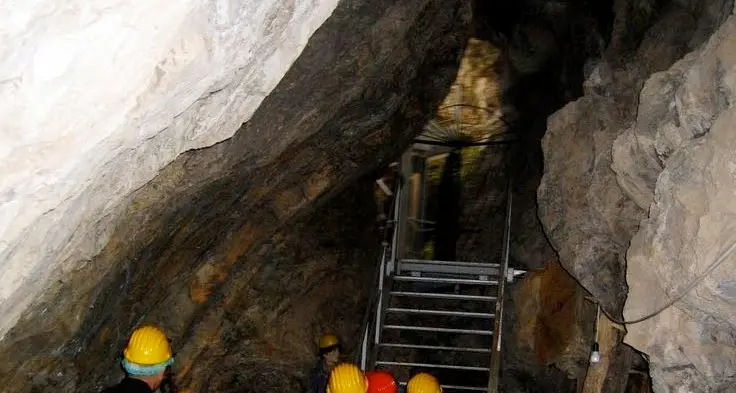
[
  {"x1": 393, "y1": 276, "x2": 499, "y2": 285},
  {"x1": 383, "y1": 324, "x2": 493, "y2": 336},
  {"x1": 398, "y1": 259, "x2": 501, "y2": 277},
  {"x1": 386, "y1": 307, "x2": 494, "y2": 318},
  {"x1": 379, "y1": 342, "x2": 491, "y2": 353},
  {"x1": 397, "y1": 382, "x2": 487, "y2": 392},
  {"x1": 401, "y1": 258, "x2": 500, "y2": 268},
  {"x1": 390, "y1": 291, "x2": 497, "y2": 301},
  {"x1": 376, "y1": 360, "x2": 487, "y2": 371}
]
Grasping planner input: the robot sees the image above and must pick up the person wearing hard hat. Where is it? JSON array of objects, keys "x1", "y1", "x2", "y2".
[
  {"x1": 328, "y1": 363, "x2": 368, "y2": 393},
  {"x1": 406, "y1": 373, "x2": 441, "y2": 393},
  {"x1": 309, "y1": 333, "x2": 343, "y2": 393},
  {"x1": 101, "y1": 325, "x2": 176, "y2": 393},
  {"x1": 366, "y1": 370, "x2": 397, "y2": 393}
]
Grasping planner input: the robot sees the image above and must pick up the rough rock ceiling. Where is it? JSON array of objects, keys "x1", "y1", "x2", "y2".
[
  {"x1": 0, "y1": 0, "x2": 340, "y2": 339},
  {"x1": 0, "y1": 0, "x2": 471, "y2": 391}
]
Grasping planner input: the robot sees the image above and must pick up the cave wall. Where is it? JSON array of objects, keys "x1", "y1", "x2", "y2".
[
  {"x1": 171, "y1": 178, "x2": 380, "y2": 393},
  {"x1": 0, "y1": 0, "x2": 471, "y2": 391},
  {"x1": 0, "y1": 0, "x2": 340, "y2": 339},
  {"x1": 538, "y1": 0, "x2": 735, "y2": 391},
  {"x1": 6, "y1": 177, "x2": 380, "y2": 392},
  {"x1": 621, "y1": 16, "x2": 736, "y2": 392}
]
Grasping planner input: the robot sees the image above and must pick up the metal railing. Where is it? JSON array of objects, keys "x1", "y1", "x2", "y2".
[
  {"x1": 486, "y1": 178, "x2": 512, "y2": 392},
  {"x1": 356, "y1": 243, "x2": 387, "y2": 369},
  {"x1": 358, "y1": 154, "x2": 517, "y2": 393},
  {"x1": 357, "y1": 177, "x2": 403, "y2": 369}
]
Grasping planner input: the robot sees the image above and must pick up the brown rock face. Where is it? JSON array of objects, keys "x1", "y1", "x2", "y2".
[
  {"x1": 0, "y1": 0, "x2": 471, "y2": 391},
  {"x1": 514, "y1": 263, "x2": 594, "y2": 377}
]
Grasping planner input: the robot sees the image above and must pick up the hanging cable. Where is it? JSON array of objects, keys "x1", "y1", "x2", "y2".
[{"x1": 596, "y1": 238, "x2": 736, "y2": 325}]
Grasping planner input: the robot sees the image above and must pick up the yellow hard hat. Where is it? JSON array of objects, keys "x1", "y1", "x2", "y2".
[
  {"x1": 407, "y1": 373, "x2": 442, "y2": 393},
  {"x1": 123, "y1": 325, "x2": 172, "y2": 365},
  {"x1": 328, "y1": 363, "x2": 368, "y2": 393},
  {"x1": 319, "y1": 333, "x2": 340, "y2": 349}
]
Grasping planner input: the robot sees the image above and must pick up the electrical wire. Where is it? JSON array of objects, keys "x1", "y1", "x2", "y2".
[{"x1": 597, "y1": 238, "x2": 736, "y2": 325}]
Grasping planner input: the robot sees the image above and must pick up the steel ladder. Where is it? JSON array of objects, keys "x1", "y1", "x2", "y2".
[
  {"x1": 357, "y1": 175, "x2": 522, "y2": 393},
  {"x1": 375, "y1": 258, "x2": 503, "y2": 392}
]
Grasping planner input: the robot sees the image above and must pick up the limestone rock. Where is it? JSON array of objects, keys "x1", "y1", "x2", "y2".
[
  {"x1": 538, "y1": 0, "x2": 731, "y2": 313},
  {"x1": 612, "y1": 19, "x2": 731, "y2": 210},
  {"x1": 538, "y1": 79, "x2": 646, "y2": 312},
  {"x1": 538, "y1": 1, "x2": 734, "y2": 391},
  {"x1": 623, "y1": 16, "x2": 736, "y2": 392},
  {"x1": 0, "y1": 0, "x2": 340, "y2": 340}
]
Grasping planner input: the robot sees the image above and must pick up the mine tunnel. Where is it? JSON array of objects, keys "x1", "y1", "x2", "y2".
[{"x1": 1, "y1": 0, "x2": 736, "y2": 392}]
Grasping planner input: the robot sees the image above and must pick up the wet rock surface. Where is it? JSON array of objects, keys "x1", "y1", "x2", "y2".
[{"x1": 0, "y1": 0, "x2": 470, "y2": 391}]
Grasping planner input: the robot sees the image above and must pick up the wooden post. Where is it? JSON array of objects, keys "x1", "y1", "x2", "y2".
[{"x1": 580, "y1": 312, "x2": 620, "y2": 393}]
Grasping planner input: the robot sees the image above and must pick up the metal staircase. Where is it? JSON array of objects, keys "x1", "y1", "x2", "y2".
[{"x1": 357, "y1": 149, "x2": 524, "y2": 393}]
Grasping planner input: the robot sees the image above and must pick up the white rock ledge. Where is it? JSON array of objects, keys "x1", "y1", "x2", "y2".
[{"x1": 0, "y1": 0, "x2": 339, "y2": 340}]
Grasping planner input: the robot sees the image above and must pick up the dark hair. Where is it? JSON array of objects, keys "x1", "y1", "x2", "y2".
[{"x1": 319, "y1": 344, "x2": 342, "y2": 357}]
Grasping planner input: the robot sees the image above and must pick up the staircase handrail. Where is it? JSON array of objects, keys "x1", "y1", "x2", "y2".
[
  {"x1": 355, "y1": 243, "x2": 387, "y2": 368},
  {"x1": 487, "y1": 177, "x2": 512, "y2": 392},
  {"x1": 356, "y1": 169, "x2": 403, "y2": 368}
]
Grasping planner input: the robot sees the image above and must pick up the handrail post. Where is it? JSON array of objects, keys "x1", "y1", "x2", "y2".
[
  {"x1": 487, "y1": 177, "x2": 512, "y2": 392},
  {"x1": 356, "y1": 244, "x2": 385, "y2": 368},
  {"x1": 389, "y1": 173, "x2": 403, "y2": 276},
  {"x1": 376, "y1": 176, "x2": 403, "y2": 349},
  {"x1": 360, "y1": 323, "x2": 369, "y2": 370},
  {"x1": 357, "y1": 160, "x2": 407, "y2": 371}
]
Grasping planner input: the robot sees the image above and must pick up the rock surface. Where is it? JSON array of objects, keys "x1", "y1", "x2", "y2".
[
  {"x1": 538, "y1": 0, "x2": 736, "y2": 392},
  {"x1": 0, "y1": 0, "x2": 471, "y2": 391},
  {"x1": 539, "y1": 0, "x2": 733, "y2": 313},
  {"x1": 622, "y1": 16, "x2": 736, "y2": 392},
  {"x1": 0, "y1": 0, "x2": 340, "y2": 340},
  {"x1": 509, "y1": 263, "x2": 594, "y2": 385}
]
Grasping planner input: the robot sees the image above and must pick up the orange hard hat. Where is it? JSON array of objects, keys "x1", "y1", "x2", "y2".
[{"x1": 366, "y1": 371, "x2": 397, "y2": 393}]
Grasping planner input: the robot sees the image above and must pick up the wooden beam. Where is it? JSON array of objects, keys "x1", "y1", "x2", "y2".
[{"x1": 580, "y1": 313, "x2": 619, "y2": 393}]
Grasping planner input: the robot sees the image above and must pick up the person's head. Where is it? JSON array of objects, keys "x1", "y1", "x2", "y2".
[
  {"x1": 121, "y1": 325, "x2": 175, "y2": 390},
  {"x1": 328, "y1": 363, "x2": 368, "y2": 393},
  {"x1": 407, "y1": 373, "x2": 441, "y2": 393},
  {"x1": 366, "y1": 370, "x2": 397, "y2": 393},
  {"x1": 318, "y1": 333, "x2": 342, "y2": 367}
]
